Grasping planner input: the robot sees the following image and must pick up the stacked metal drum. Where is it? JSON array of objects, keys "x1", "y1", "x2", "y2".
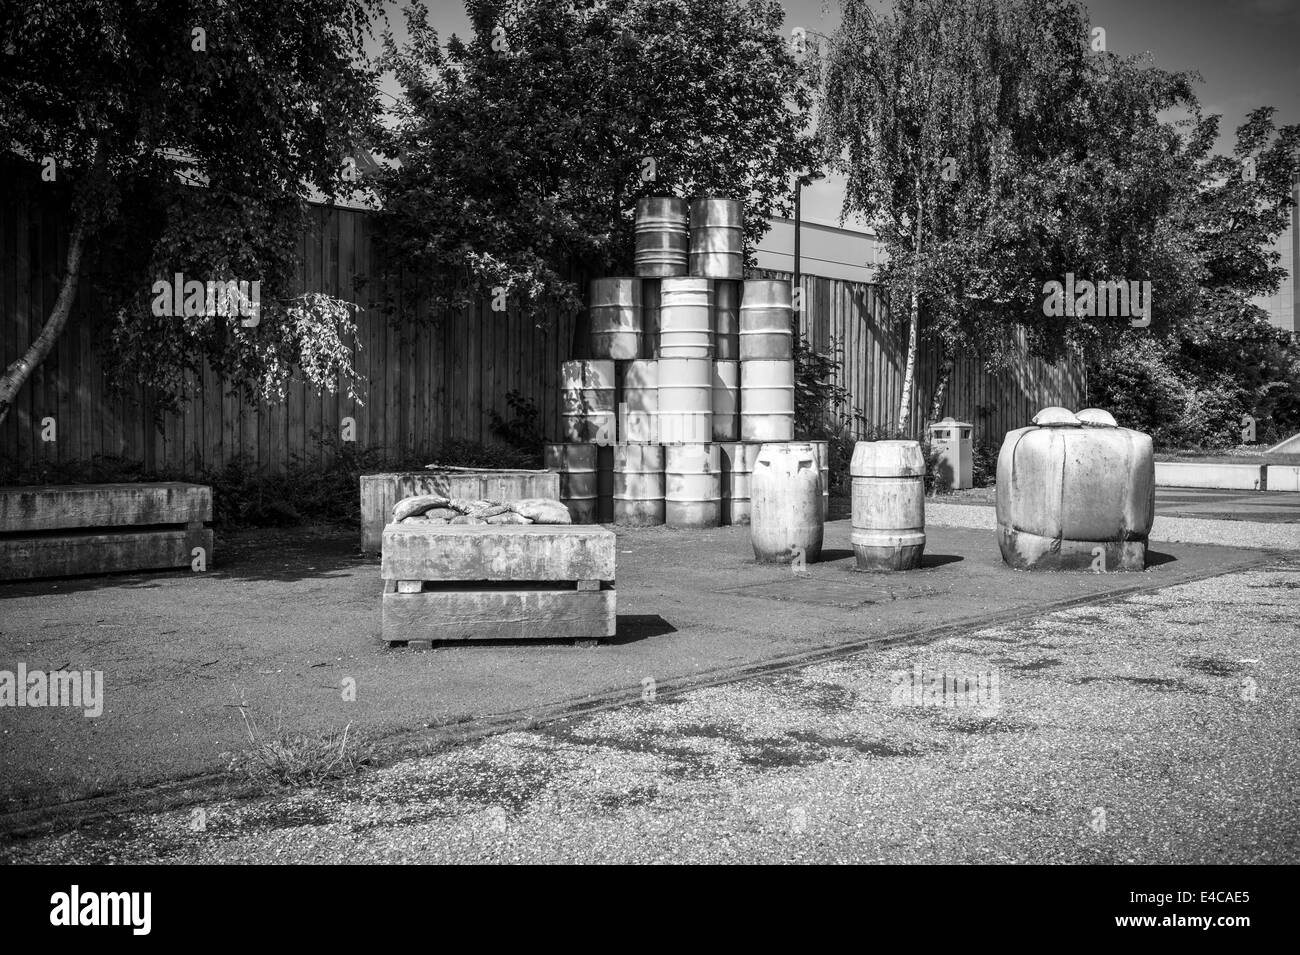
[{"x1": 546, "y1": 196, "x2": 812, "y2": 535}]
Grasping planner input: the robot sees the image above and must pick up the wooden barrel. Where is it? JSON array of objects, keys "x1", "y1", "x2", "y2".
[
  {"x1": 850, "y1": 440, "x2": 925, "y2": 570},
  {"x1": 689, "y1": 198, "x2": 743, "y2": 279},
  {"x1": 810, "y1": 439, "x2": 830, "y2": 520},
  {"x1": 545, "y1": 443, "x2": 599, "y2": 524},
  {"x1": 635, "y1": 197, "x2": 689, "y2": 277},
  {"x1": 659, "y1": 277, "x2": 713, "y2": 358},
  {"x1": 714, "y1": 279, "x2": 741, "y2": 359},
  {"x1": 614, "y1": 444, "x2": 665, "y2": 526},
  {"x1": 665, "y1": 443, "x2": 721, "y2": 527},
  {"x1": 620, "y1": 359, "x2": 658, "y2": 444},
  {"x1": 718, "y1": 441, "x2": 759, "y2": 526},
  {"x1": 712, "y1": 360, "x2": 740, "y2": 441},
  {"x1": 739, "y1": 279, "x2": 793, "y2": 360},
  {"x1": 657, "y1": 357, "x2": 712, "y2": 444},
  {"x1": 751, "y1": 442, "x2": 823, "y2": 563},
  {"x1": 561, "y1": 359, "x2": 616, "y2": 444},
  {"x1": 589, "y1": 278, "x2": 642, "y2": 360},
  {"x1": 640, "y1": 278, "x2": 661, "y2": 358},
  {"x1": 740, "y1": 359, "x2": 795, "y2": 442}
]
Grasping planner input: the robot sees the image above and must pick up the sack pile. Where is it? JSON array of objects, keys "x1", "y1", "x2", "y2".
[{"x1": 392, "y1": 495, "x2": 573, "y2": 526}]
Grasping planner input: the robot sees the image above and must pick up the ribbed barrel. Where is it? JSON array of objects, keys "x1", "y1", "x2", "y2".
[
  {"x1": 740, "y1": 359, "x2": 795, "y2": 442},
  {"x1": 810, "y1": 439, "x2": 830, "y2": 520},
  {"x1": 689, "y1": 198, "x2": 743, "y2": 279},
  {"x1": 589, "y1": 278, "x2": 642, "y2": 360},
  {"x1": 739, "y1": 279, "x2": 793, "y2": 360},
  {"x1": 614, "y1": 444, "x2": 665, "y2": 526},
  {"x1": 620, "y1": 359, "x2": 658, "y2": 444},
  {"x1": 718, "y1": 441, "x2": 758, "y2": 526},
  {"x1": 664, "y1": 443, "x2": 721, "y2": 528},
  {"x1": 640, "y1": 278, "x2": 661, "y2": 359},
  {"x1": 545, "y1": 443, "x2": 599, "y2": 524},
  {"x1": 751, "y1": 442, "x2": 824, "y2": 563},
  {"x1": 712, "y1": 360, "x2": 740, "y2": 441},
  {"x1": 561, "y1": 359, "x2": 616, "y2": 444},
  {"x1": 850, "y1": 440, "x2": 925, "y2": 571},
  {"x1": 635, "y1": 197, "x2": 689, "y2": 278},
  {"x1": 659, "y1": 277, "x2": 713, "y2": 358},
  {"x1": 597, "y1": 444, "x2": 614, "y2": 523},
  {"x1": 714, "y1": 279, "x2": 741, "y2": 359},
  {"x1": 656, "y1": 357, "x2": 712, "y2": 444}
]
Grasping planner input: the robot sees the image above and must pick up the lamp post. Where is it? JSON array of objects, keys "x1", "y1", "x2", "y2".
[{"x1": 792, "y1": 170, "x2": 825, "y2": 304}]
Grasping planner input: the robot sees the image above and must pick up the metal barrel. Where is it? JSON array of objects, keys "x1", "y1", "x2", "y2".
[
  {"x1": 850, "y1": 440, "x2": 925, "y2": 570},
  {"x1": 635, "y1": 197, "x2": 689, "y2": 277},
  {"x1": 739, "y1": 279, "x2": 793, "y2": 360},
  {"x1": 545, "y1": 443, "x2": 599, "y2": 524},
  {"x1": 688, "y1": 198, "x2": 743, "y2": 279},
  {"x1": 640, "y1": 278, "x2": 661, "y2": 358},
  {"x1": 751, "y1": 441, "x2": 824, "y2": 564},
  {"x1": 659, "y1": 277, "x2": 713, "y2": 358},
  {"x1": 711, "y1": 360, "x2": 740, "y2": 441},
  {"x1": 809, "y1": 439, "x2": 830, "y2": 520},
  {"x1": 620, "y1": 359, "x2": 658, "y2": 444},
  {"x1": 614, "y1": 443, "x2": 665, "y2": 526},
  {"x1": 560, "y1": 359, "x2": 617, "y2": 444},
  {"x1": 665, "y1": 442, "x2": 721, "y2": 528},
  {"x1": 656, "y1": 357, "x2": 713, "y2": 444},
  {"x1": 740, "y1": 359, "x2": 795, "y2": 442},
  {"x1": 714, "y1": 279, "x2": 741, "y2": 359},
  {"x1": 718, "y1": 441, "x2": 759, "y2": 526},
  {"x1": 589, "y1": 277, "x2": 642, "y2": 360}
]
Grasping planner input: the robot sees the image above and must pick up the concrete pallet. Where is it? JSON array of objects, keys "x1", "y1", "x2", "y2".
[
  {"x1": 380, "y1": 523, "x2": 617, "y2": 645},
  {"x1": 0, "y1": 483, "x2": 213, "y2": 581},
  {"x1": 360, "y1": 469, "x2": 560, "y2": 553}
]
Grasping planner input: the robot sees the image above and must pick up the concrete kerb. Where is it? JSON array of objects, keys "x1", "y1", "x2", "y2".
[{"x1": 1, "y1": 545, "x2": 1284, "y2": 840}]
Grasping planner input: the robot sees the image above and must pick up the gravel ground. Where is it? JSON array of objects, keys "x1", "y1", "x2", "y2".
[
  {"x1": 4, "y1": 558, "x2": 1297, "y2": 864},
  {"x1": 926, "y1": 502, "x2": 1300, "y2": 550}
]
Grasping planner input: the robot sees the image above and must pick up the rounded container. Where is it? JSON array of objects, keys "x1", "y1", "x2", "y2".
[
  {"x1": 614, "y1": 444, "x2": 665, "y2": 526},
  {"x1": 635, "y1": 197, "x2": 689, "y2": 277},
  {"x1": 620, "y1": 359, "x2": 658, "y2": 444},
  {"x1": 640, "y1": 278, "x2": 661, "y2": 358},
  {"x1": 664, "y1": 443, "x2": 721, "y2": 527},
  {"x1": 995, "y1": 412, "x2": 1154, "y2": 571},
  {"x1": 659, "y1": 277, "x2": 713, "y2": 358},
  {"x1": 589, "y1": 278, "x2": 642, "y2": 360},
  {"x1": 688, "y1": 198, "x2": 743, "y2": 279},
  {"x1": 750, "y1": 441, "x2": 824, "y2": 563},
  {"x1": 809, "y1": 439, "x2": 830, "y2": 520},
  {"x1": 656, "y1": 356, "x2": 712, "y2": 445},
  {"x1": 739, "y1": 279, "x2": 794, "y2": 360},
  {"x1": 560, "y1": 359, "x2": 616, "y2": 444},
  {"x1": 545, "y1": 443, "x2": 599, "y2": 524},
  {"x1": 711, "y1": 360, "x2": 740, "y2": 441},
  {"x1": 740, "y1": 359, "x2": 795, "y2": 442},
  {"x1": 850, "y1": 440, "x2": 925, "y2": 571},
  {"x1": 714, "y1": 279, "x2": 741, "y2": 359}
]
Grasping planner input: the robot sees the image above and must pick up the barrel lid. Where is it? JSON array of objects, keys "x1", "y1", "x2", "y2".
[
  {"x1": 1076, "y1": 408, "x2": 1118, "y2": 428},
  {"x1": 1031, "y1": 406, "x2": 1081, "y2": 427}
]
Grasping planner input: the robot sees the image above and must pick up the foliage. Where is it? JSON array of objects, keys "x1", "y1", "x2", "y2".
[
  {"x1": 793, "y1": 333, "x2": 855, "y2": 439},
  {"x1": 375, "y1": 0, "x2": 818, "y2": 314},
  {"x1": 0, "y1": 0, "x2": 383, "y2": 418},
  {"x1": 488, "y1": 389, "x2": 545, "y2": 458}
]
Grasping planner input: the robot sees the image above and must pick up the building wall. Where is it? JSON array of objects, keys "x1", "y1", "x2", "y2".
[{"x1": 1251, "y1": 174, "x2": 1300, "y2": 334}]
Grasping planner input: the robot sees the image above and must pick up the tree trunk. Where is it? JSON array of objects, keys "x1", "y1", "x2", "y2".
[
  {"x1": 896, "y1": 175, "x2": 923, "y2": 436},
  {"x1": 0, "y1": 219, "x2": 87, "y2": 428},
  {"x1": 928, "y1": 354, "x2": 955, "y2": 426}
]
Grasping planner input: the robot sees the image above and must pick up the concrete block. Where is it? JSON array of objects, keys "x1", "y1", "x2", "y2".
[
  {"x1": 1154, "y1": 462, "x2": 1264, "y2": 490},
  {"x1": 380, "y1": 524, "x2": 616, "y2": 582},
  {"x1": 1265, "y1": 465, "x2": 1300, "y2": 492},
  {"x1": 0, "y1": 483, "x2": 212, "y2": 533},
  {"x1": 382, "y1": 585, "x2": 616, "y2": 642}
]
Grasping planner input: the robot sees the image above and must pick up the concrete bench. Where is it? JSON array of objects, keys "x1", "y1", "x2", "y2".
[
  {"x1": 380, "y1": 523, "x2": 616, "y2": 646},
  {"x1": 0, "y1": 483, "x2": 213, "y2": 581}
]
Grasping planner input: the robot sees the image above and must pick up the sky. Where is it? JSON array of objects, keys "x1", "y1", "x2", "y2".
[{"x1": 375, "y1": 0, "x2": 1300, "y2": 227}]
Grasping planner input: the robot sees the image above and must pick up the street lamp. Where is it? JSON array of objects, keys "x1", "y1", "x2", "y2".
[{"x1": 793, "y1": 169, "x2": 825, "y2": 301}]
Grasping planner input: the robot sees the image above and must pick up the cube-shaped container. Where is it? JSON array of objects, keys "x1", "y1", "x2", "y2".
[{"x1": 996, "y1": 408, "x2": 1155, "y2": 571}]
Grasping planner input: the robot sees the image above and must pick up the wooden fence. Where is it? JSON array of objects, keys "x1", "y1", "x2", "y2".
[{"x1": 1, "y1": 201, "x2": 1082, "y2": 476}]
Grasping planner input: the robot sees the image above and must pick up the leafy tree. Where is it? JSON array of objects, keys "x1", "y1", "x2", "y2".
[
  {"x1": 0, "y1": 0, "x2": 383, "y2": 424},
  {"x1": 375, "y1": 0, "x2": 818, "y2": 313},
  {"x1": 818, "y1": 0, "x2": 1210, "y2": 434}
]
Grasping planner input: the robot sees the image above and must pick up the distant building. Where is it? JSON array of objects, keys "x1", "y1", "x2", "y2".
[
  {"x1": 1252, "y1": 172, "x2": 1300, "y2": 335},
  {"x1": 755, "y1": 215, "x2": 884, "y2": 283}
]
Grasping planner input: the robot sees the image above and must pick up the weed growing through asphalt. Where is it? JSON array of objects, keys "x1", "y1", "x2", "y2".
[{"x1": 225, "y1": 707, "x2": 373, "y2": 788}]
